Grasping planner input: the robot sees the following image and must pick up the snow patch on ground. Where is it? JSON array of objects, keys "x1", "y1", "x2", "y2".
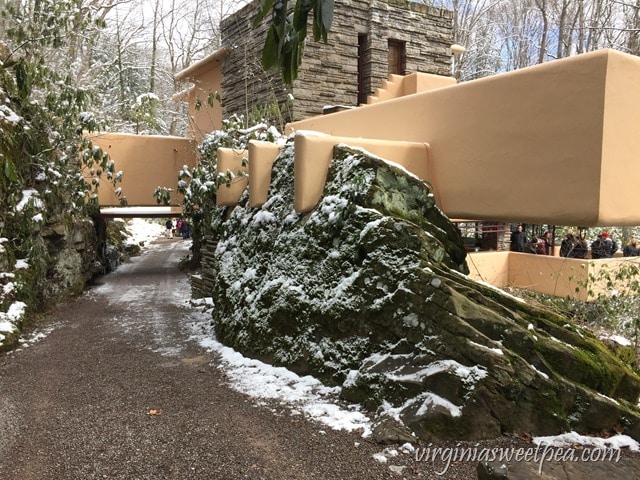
[
  {"x1": 186, "y1": 299, "x2": 373, "y2": 437},
  {"x1": 533, "y1": 431, "x2": 639, "y2": 452}
]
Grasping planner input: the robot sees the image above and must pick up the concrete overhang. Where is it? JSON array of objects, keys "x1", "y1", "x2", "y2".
[
  {"x1": 293, "y1": 133, "x2": 432, "y2": 213},
  {"x1": 287, "y1": 49, "x2": 640, "y2": 227},
  {"x1": 86, "y1": 133, "x2": 198, "y2": 208},
  {"x1": 174, "y1": 47, "x2": 231, "y2": 82},
  {"x1": 99, "y1": 206, "x2": 183, "y2": 218}
]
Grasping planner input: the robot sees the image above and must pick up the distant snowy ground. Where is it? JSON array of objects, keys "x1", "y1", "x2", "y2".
[{"x1": 123, "y1": 218, "x2": 166, "y2": 247}]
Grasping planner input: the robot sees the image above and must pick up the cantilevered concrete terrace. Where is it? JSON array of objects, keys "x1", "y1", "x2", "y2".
[
  {"x1": 285, "y1": 49, "x2": 640, "y2": 226},
  {"x1": 86, "y1": 48, "x2": 640, "y2": 300}
]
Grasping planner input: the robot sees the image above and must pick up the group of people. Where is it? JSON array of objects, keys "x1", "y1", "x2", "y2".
[
  {"x1": 588, "y1": 231, "x2": 618, "y2": 259},
  {"x1": 511, "y1": 225, "x2": 640, "y2": 258},
  {"x1": 165, "y1": 218, "x2": 191, "y2": 239},
  {"x1": 509, "y1": 225, "x2": 553, "y2": 255},
  {"x1": 559, "y1": 230, "x2": 588, "y2": 258},
  {"x1": 557, "y1": 229, "x2": 639, "y2": 259}
]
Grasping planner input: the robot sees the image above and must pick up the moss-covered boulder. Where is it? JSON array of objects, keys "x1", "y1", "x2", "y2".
[{"x1": 202, "y1": 140, "x2": 640, "y2": 442}]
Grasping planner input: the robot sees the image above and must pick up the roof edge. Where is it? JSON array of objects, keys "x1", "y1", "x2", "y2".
[{"x1": 174, "y1": 46, "x2": 231, "y2": 81}]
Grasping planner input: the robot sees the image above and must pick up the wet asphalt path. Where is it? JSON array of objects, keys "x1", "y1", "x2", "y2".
[{"x1": 0, "y1": 239, "x2": 412, "y2": 480}]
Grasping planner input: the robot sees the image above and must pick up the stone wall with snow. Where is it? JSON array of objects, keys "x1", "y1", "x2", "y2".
[
  {"x1": 195, "y1": 140, "x2": 640, "y2": 443},
  {"x1": 0, "y1": 214, "x2": 103, "y2": 352}
]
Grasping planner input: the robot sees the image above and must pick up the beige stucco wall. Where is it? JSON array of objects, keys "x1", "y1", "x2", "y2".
[
  {"x1": 287, "y1": 49, "x2": 640, "y2": 226},
  {"x1": 248, "y1": 141, "x2": 282, "y2": 208},
  {"x1": 185, "y1": 67, "x2": 224, "y2": 143},
  {"x1": 465, "y1": 251, "x2": 511, "y2": 289},
  {"x1": 87, "y1": 133, "x2": 197, "y2": 207},
  {"x1": 600, "y1": 51, "x2": 640, "y2": 224},
  {"x1": 175, "y1": 49, "x2": 228, "y2": 143},
  {"x1": 507, "y1": 254, "x2": 589, "y2": 300},
  {"x1": 293, "y1": 133, "x2": 432, "y2": 212},
  {"x1": 467, "y1": 251, "x2": 640, "y2": 301}
]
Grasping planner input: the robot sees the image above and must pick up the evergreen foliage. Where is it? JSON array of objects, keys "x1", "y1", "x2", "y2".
[
  {"x1": 0, "y1": 0, "x2": 120, "y2": 317},
  {"x1": 254, "y1": 0, "x2": 334, "y2": 84},
  {"x1": 169, "y1": 114, "x2": 281, "y2": 216}
]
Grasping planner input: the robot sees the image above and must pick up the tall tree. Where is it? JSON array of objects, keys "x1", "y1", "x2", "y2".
[
  {"x1": 432, "y1": 0, "x2": 640, "y2": 81},
  {"x1": 0, "y1": 0, "x2": 119, "y2": 248},
  {"x1": 623, "y1": 0, "x2": 640, "y2": 54}
]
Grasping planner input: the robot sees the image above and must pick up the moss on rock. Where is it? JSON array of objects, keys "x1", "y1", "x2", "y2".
[{"x1": 201, "y1": 140, "x2": 640, "y2": 442}]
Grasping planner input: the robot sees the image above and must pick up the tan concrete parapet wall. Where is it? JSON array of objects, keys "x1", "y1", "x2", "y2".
[
  {"x1": 465, "y1": 251, "x2": 511, "y2": 290},
  {"x1": 248, "y1": 141, "x2": 282, "y2": 208},
  {"x1": 368, "y1": 72, "x2": 457, "y2": 104},
  {"x1": 286, "y1": 49, "x2": 640, "y2": 226},
  {"x1": 293, "y1": 132, "x2": 433, "y2": 213},
  {"x1": 87, "y1": 133, "x2": 197, "y2": 207},
  {"x1": 216, "y1": 148, "x2": 248, "y2": 207},
  {"x1": 217, "y1": 131, "x2": 434, "y2": 213},
  {"x1": 467, "y1": 251, "x2": 640, "y2": 301},
  {"x1": 508, "y1": 253, "x2": 590, "y2": 300},
  {"x1": 402, "y1": 72, "x2": 457, "y2": 96}
]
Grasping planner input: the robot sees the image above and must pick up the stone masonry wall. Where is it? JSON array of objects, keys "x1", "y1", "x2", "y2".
[
  {"x1": 220, "y1": 2, "x2": 293, "y2": 125},
  {"x1": 368, "y1": 0, "x2": 453, "y2": 87},
  {"x1": 221, "y1": 0, "x2": 453, "y2": 123},
  {"x1": 295, "y1": 0, "x2": 453, "y2": 119}
]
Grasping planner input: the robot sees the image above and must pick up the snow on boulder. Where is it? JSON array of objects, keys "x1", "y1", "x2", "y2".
[{"x1": 199, "y1": 140, "x2": 640, "y2": 443}]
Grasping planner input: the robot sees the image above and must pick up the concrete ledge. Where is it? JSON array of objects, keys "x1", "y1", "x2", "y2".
[
  {"x1": 368, "y1": 73, "x2": 455, "y2": 104},
  {"x1": 99, "y1": 206, "x2": 183, "y2": 218},
  {"x1": 293, "y1": 132, "x2": 432, "y2": 213},
  {"x1": 216, "y1": 148, "x2": 248, "y2": 206},
  {"x1": 467, "y1": 251, "x2": 640, "y2": 301},
  {"x1": 401, "y1": 72, "x2": 457, "y2": 96},
  {"x1": 248, "y1": 141, "x2": 282, "y2": 208}
]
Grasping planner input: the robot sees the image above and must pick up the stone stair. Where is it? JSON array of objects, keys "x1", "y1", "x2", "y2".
[
  {"x1": 366, "y1": 74, "x2": 405, "y2": 104},
  {"x1": 366, "y1": 72, "x2": 457, "y2": 105}
]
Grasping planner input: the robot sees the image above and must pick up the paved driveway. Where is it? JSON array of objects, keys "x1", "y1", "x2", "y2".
[{"x1": 0, "y1": 240, "x2": 403, "y2": 479}]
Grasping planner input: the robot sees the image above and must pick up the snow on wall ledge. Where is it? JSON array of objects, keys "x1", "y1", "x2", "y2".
[{"x1": 198, "y1": 139, "x2": 640, "y2": 443}]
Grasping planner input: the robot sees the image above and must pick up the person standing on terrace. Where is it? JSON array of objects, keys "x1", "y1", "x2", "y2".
[
  {"x1": 591, "y1": 234, "x2": 607, "y2": 259},
  {"x1": 510, "y1": 224, "x2": 527, "y2": 252},
  {"x1": 560, "y1": 230, "x2": 575, "y2": 257},
  {"x1": 602, "y1": 232, "x2": 617, "y2": 257},
  {"x1": 624, "y1": 238, "x2": 640, "y2": 257},
  {"x1": 541, "y1": 230, "x2": 553, "y2": 255},
  {"x1": 571, "y1": 235, "x2": 588, "y2": 258}
]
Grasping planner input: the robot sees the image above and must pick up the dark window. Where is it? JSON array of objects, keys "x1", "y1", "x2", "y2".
[
  {"x1": 358, "y1": 33, "x2": 369, "y2": 105},
  {"x1": 388, "y1": 40, "x2": 406, "y2": 75}
]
